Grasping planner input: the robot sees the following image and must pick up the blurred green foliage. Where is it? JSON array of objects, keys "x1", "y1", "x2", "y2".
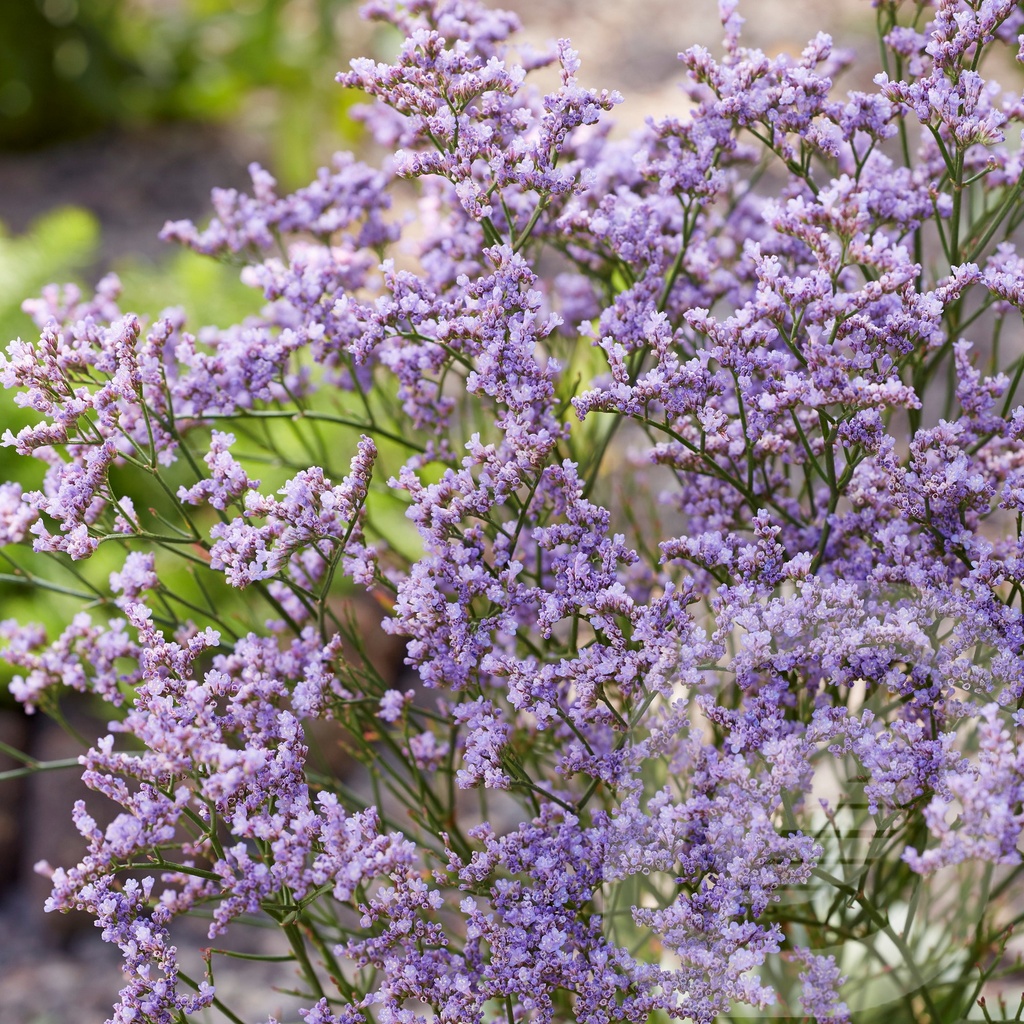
[
  {"x1": 0, "y1": 0, "x2": 361, "y2": 186},
  {"x1": 0, "y1": 203, "x2": 260, "y2": 413},
  {"x1": 0, "y1": 206, "x2": 261, "y2": 701},
  {"x1": 0, "y1": 206, "x2": 99, "y2": 343},
  {"x1": 0, "y1": 208, "x2": 99, "y2": 699}
]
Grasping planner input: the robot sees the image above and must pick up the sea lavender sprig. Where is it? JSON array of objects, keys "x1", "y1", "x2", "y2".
[{"x1": 4, "y1": 1, "x2": 1024, "y2": 1022}]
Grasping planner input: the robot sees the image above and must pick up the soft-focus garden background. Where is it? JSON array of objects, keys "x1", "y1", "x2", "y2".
[{"x1": 0, "y1": 1, "x2": 892, "y2": 1021}]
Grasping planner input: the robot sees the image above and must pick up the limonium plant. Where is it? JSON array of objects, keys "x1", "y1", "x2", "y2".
[{"x1": 3, "y1": 0, "x2": 1024, "y2": 1021}]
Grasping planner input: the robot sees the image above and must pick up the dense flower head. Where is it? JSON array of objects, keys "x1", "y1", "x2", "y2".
[
  {"x1": 206, "y1": 435, "x2": 378, "y2": 603},
  {"x1": 4, "y1": 0, "x2": 1024, "y2": 1021}
]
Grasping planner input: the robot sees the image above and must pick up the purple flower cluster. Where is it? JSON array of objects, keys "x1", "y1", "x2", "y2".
[
  {"x1": 4, "y1": 0, "x2": 1024, "y2": 1021},
  {"x1": 209, "y1": 435, "x2": 377, "y2": 590}
]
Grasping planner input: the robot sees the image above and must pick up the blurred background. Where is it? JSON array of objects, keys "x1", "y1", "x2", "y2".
[
  {"x1": 0, "y1": 1, "x2": 880, "y2": 1021},
  {"x1": 0, "y1": 0, "x2": 371, "y2": 303}
]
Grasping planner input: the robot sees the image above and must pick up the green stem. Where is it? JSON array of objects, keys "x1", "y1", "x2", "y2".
[
  {"x1": 812, "y1": 864, "x2": 945, "y2": 1023},
  {"x1": 202, "y1": 410, "x2": 426, "y2": 453},
  {"x1": 0, "y1": 755, "x2": 82, "y2": 782}
]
